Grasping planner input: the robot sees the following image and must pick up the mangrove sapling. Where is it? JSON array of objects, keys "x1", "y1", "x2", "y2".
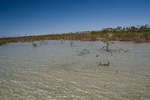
[
  {"x1": 70, "y1": 40, "x2": 74, "y2": 47},
  {"x1": 96, "y1": 54, "x2": 100, "y2": 58},
  {"x1": 101, "y1": 41, "x2": 113, "y2": 56},
  {"x1": 95, "y1": 52, "x2": 111, "y2": 67},
  {"x1": 101, "y1": 40, "x2": 128, "y2": 55},
  {"x1": 100, "y1": 33, "x2": 114, "y2": 56},
  {"x1": 32, "y1": 42, "x2": 37, "y2": 47},
  {"x1": 97, "y1": 56, "x2": 110, "y2": 67},
  {"x1": 98, "y1": 60, "x2": 110, "y2": 67},
  {"x1": 60, "y1": 39, "x2": 64, "y2": 44},
  {"x1": 102, "y1": 41, "x2": 111, "y2": 52},
  {"x1": 118, "y1": 48, "x2": 128, "y2": 53},
  {"x1": 78, "y1": 48, "x2": 90, "y2": 56}
]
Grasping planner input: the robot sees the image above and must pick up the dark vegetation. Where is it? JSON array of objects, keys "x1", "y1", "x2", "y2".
[{"x1": 0, "y1": 25, "x2": 150, "y2": 46}]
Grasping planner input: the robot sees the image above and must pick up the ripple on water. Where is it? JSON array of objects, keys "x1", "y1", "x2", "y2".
[{"x1": 0, "y1": 41, "x2": 150, "y2": 100}]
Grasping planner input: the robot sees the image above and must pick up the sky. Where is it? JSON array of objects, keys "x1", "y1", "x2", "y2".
[{"x1": 0, "y1": 0, "x2": 150, "y2": 37}]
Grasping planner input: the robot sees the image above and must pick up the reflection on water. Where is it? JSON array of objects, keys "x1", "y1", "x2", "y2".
[{"x1": 0, "y1": 40, "x2": 150, "y2": 100}]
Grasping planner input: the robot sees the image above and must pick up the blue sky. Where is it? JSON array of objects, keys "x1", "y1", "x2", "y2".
[{"x1": 0, "y1": 0, "x2": 150, "y2": 37}]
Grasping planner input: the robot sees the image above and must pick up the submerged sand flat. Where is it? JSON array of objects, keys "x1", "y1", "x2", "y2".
[
  {"x1": 0, "y1": 41, "x2": 150, "y2": 100},
  {"x1": 0, "y1": 68, "x2": 150, "y2": 100}
]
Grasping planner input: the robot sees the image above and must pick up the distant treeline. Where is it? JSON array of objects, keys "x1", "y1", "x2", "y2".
[{"x1": 0, "y1": 24, "x2": 150, "y2": 46}]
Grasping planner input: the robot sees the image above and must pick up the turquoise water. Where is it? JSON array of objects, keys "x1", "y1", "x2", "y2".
[{"x1": 0, "y1": 40, "x2": 150, "y2": 100}]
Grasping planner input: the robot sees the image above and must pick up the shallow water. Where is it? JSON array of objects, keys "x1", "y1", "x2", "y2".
[{"x1": 0, "y1": 40, "x2": 150, "y2": 100}]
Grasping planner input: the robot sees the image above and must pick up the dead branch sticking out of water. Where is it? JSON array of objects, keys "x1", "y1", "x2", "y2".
[{"x1": 98, "y1": 60, "x2": 110, "y2": 67}]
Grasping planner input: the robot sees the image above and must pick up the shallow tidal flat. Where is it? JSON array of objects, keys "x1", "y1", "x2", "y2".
[{"x1": 0, "y1": 40, "x2": 150, "y2": 100}]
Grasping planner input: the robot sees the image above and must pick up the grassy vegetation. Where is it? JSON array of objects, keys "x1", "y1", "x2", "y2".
[
  {"x1": 0, "y1": 25, "x2": 150, "y2": 46},
  {"x1": 91, "y1": 24, "x2": 150, "y2": 42}
]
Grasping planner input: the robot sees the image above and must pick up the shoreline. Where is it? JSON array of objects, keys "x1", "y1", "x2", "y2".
[
  {"x1": 1, "y1": 24, "x2": 150, "y2": 45},
  {"x1": 0, "y1": 35, "x2": 150, "y2": 46}
]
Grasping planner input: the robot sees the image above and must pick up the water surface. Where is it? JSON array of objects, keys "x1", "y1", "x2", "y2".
[{"x1": 0, "y1": 41, "x2": 150, "y2": 100}]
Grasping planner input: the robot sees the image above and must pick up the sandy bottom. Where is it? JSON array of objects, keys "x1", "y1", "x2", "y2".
[
  {"x1": 0, "y1": 67, "x2": 150, "y2": 100},
  {"x1": 0, "y1": 41, "x2": 150, "y2": 100}
]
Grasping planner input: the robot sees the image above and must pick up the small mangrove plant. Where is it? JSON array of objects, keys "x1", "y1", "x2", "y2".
[
  {"x1": 32, "y1": 42, "x2": 37, "y2": 47},
  {"x1": 78, "y1": 48, "x2": 90, "y2": 56}
]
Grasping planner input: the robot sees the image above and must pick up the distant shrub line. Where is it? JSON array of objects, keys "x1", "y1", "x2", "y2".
[{"x1": 0, "y1": 24, "x2": 150, "y2": 46}]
